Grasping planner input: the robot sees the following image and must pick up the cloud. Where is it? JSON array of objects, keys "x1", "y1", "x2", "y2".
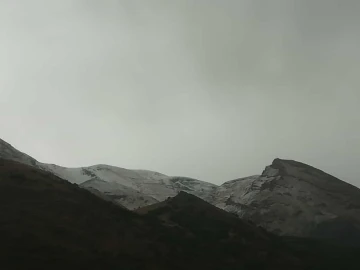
[{"x1": 0, "y1": 0, "x2": 359, "y2": 185}]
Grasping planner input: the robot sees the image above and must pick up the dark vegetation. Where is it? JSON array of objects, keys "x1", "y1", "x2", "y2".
[
  {"x1": 137, "y1": 192, "x2": 360, "y2": 270},
  {"x1": 0, "y1": 158, "x2": 359, "y2": 269},
  {"x1": 283, "y1": 236, "x2": 360, "y2": 270}
]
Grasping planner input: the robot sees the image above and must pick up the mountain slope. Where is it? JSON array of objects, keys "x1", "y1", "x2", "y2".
[
  {"x1": 2, "y1": 138, "x2": 360, "y2": 244},
  {"x1": 136, "y1": 191, "x2": 303, "y2": 269},
  {"x1": 38, "y1": 163, "x2": 217, "y2": 209},
  {"x1": 0, "y1": 139, "x2": 217, "y2": 209},
  {"x1": 137, "y1": 192, "x2": 360, "y2": 270},
  {"x1": 79, "y1": 177, "x2": 159, "y2": 209},
  {"x1": 0, "y1": 138, "x2": 37, "y2": 166},
  {"x1": 0, "y1": 158, "x2": 307, "y2": 270},
  {"x1": 0, "y1": 158, "x2": 166, "y2": 269},
  {"x1": 214, "y1": 158, "x2": 360, "y2": 241}
]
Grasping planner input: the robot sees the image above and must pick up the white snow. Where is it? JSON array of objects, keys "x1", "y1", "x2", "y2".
[{"x1": 37, "y1": 163, "x2": 218, "y2": 209}]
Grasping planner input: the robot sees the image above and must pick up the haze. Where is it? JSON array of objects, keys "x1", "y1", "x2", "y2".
[{"x1": 1, "y1": 0, "x2": 359, "y2": 186}]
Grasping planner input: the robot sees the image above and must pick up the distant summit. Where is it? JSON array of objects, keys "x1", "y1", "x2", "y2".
[{"x1": 215, "y1": 158, "x2": 360, "y2": 243}]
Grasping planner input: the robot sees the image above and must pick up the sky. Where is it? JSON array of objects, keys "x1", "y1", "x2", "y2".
[{"x1": 0, "y1": 0, "x2": 359, "y2": 186}]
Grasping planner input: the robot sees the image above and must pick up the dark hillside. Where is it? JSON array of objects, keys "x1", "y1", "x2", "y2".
[
  {"x1": 1, "y1": 158, "x2": 359, "y2": 270},
  {"x1": 0, "y1": 159, "x2": 301, "y2": 270}
]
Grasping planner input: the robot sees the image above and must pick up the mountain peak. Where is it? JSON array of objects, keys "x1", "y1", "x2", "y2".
[
  {"x1": 270, "y1": 158, "x2": 314, "y2": 172},
  {"x1": 272, "y1": 158, "x2": 316, "y2": 170},
  {"x1": 173, "y1": 190, "x2": 202, "y2": 201},
  {"x1": 216, "y1": 157, "x2": 360, "y2": 239},
  {"x1": 267, "y1": 158, "x2": 358, "y2": 189},
  {"x1": 136, "y1": 191, "x2": 213, "y2": 215},
  {"x1": 137, "y1": 190, "x2": 271, "y2": 240}
]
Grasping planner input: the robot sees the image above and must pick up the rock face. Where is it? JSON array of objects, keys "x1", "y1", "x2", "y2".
[{"x1": 214, "y1": 158, "x2": 360, "y2": 241}]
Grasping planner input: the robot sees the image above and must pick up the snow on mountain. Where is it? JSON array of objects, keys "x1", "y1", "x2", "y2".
[
  {"x1": 214, "y1": 158, "x2": 360, "y2": 238},
  {"x1": 79, "y1": 178, "x2": 159, "y2": 209},
  {"x1": 213, "y1": 175, "x2": 261, "y2": 217},
  {"x1": 2, "y1": 138, "x2": 360, "y2": 241},
  {"x1": 36, "y1": 163, "x2": 218, "y2": 209},
  {"x1": 0, "y1": 139, "x2": 216, "y2": 209}
]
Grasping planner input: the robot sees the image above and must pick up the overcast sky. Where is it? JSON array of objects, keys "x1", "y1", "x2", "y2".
[{"x1": 1, "y1": 0, "x2": 359, "y2": 186}]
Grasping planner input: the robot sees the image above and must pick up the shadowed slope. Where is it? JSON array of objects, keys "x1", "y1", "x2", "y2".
[
  {"x1": 0, "y1": 158, "x2": 171, "y2": 269},
  {"x1": 137, "y1": 191, "x2": 303, "y2": 269},
  {"x1": 0, "y1": 159, "x2": 304, "y2": 270}
]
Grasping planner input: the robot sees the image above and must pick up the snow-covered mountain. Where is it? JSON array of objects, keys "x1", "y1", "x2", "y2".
[
  {"x1": 38, "y1": 163, "x2": 217, "y2": 209},
  {"x1": 0, "y1": 139, "x2": 216, "y2": 209},
  {"x1": 1, "y1": 138, "x2": 360, "y2": 241},
  {"x1": 214, "y1": 158, "x2": 360, "y2": 241}
]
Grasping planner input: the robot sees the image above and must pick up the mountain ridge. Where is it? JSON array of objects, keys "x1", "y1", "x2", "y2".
[
  {"x1": 1, "y1": 137, "x2": 360, "y2": 242},
  {"x1": 0, "y1": 158, "x2": 309, "y2": 270},
  {"x1": 215, "y1": 158, "x2": 360, "y2": 242}
]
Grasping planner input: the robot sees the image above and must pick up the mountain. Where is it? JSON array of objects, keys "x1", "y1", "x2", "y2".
[
  {"x1": 0, "y1": 139, "x2": 216, "y2": 209},
  {"x1": 214, "y1": 158, "x2": 360, "y2": 243},
  {"x1": 0, "y1": 158, "x2": 159, "y2": 269},
  {"x1": 38, "y1": 164, "x2": 217, "y2": 209},
  {"x1": 0, "y1": 158, "x2": 307, "y2": 270},
  {"x1": 2, "y1": 138, "x2": 360, "y2": 244}
]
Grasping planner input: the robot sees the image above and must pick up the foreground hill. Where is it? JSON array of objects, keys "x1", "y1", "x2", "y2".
[
  {"x1": 0, "y1": 158, "x2": 307, "y2": 270},
  {"x1": 0, "y1": 159, "x2": 169, "y2": 269},
  {"x1": 136, "y1": 192, "x2": 290, "y2": 268},
  {"x1": 136, "y1": 192, "x2": 360, "y2": 270},
  {"x1": 1, "y1": 158, "x2": 359, "y2": 269}
]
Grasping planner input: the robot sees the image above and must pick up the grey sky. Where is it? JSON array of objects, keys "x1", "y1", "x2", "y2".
[{"x1": 1, "y1": 0, "x2": 359, "y2": 186}]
